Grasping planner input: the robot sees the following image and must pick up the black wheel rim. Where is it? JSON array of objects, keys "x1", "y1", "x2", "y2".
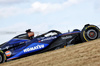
[
  {"x1": 0, "y1": 54, "x2": 2, "y2": 62},
  {"x1": 86, "y1": 29, "x2": 97, "y2": 39}
]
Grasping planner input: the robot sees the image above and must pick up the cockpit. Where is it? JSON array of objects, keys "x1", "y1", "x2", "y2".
[{"x1": 14, "y1": 29, "x2": 34, "y2": 39}]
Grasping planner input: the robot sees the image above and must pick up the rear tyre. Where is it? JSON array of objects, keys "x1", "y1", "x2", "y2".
[
  {"x1": 80, "y1": 24, "x2": 100, "y2": 42},
  {"x1": 0, "y1": 51, "x2": 6, "y2": 63},
  {"x1": 73, "y1": 29, "x2": 80, "y2": 32}
]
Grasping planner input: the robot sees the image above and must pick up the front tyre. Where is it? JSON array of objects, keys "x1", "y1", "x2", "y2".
[
  {"x1": 81, "y1": 24, "x2": 100, "y2": 42},
  {"x1": 0, "y1": 51, "x2": 6, "y2": 63}
]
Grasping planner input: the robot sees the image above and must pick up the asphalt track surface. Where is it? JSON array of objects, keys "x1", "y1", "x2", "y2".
[{"x1": 1, "y1": 39, "x2": 100, "y2": 66}]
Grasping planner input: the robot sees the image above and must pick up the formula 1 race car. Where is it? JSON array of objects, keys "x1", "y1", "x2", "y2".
[{"x1": 0, "y1": 24, "x2": 100, "y2": 63}]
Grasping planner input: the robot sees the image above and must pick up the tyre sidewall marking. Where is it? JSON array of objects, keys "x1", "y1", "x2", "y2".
[
  {"x1": 0, "y1": 54, "x2": 2, "y2": 62},
  {"x1": 0, "y1": 50, "x2": 6, "y2": 62},
  {"x1": 83, "y1": 31, "x2": 88, "y2": 42}
]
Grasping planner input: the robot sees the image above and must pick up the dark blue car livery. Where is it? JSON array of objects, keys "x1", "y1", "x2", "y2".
[{"x1": 0, "y1": 24, "x2": 100, "y2": 63}]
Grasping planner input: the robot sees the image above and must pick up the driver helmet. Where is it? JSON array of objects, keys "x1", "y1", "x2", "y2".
[{"x1": 26, "y1": 29, "x2": 34, "y2": 38}]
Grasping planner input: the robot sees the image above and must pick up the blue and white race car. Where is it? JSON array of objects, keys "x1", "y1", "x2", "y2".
[{"x1": 0, "y1": 24, "x2": 100, "y2": 63}]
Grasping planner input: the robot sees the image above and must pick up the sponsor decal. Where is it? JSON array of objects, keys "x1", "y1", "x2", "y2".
[
  {"x1": 85, "y1": 26, "x2": 96, "y2": 30},
  {"x1": 5, "y1": 46, "x2": 9, "y2": 50},
  {"x1": 5, "y1": 51, "x2": 12, "y2": 57},
  {"x1": 37, "y1": 37, "x2": 45, "y2": 40},
  {"x1": 23, "y1": 45, "x2": 44, "y2": 52},
  {"x1": 40, "y1": 36, "x2": 57, "y2": 42},
  {"x1": 19, "y1": 42, "x2": 25, "y2": 44},
  {"x1": 62, "y1": 36, "x2": 72, "y2": 39}
]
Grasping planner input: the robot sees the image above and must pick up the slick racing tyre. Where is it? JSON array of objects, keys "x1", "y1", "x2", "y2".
[
  {"x1": 0, "y1": 51, "x2": 6, "y2": 63},
  {"x1": 81, "y1": 24, "x2": 100, "y2": 42},
  {"x1": 73, "y1": 29, "x2": 80, "y2": 32}
]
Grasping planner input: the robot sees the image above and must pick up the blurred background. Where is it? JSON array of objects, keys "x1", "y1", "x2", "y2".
[{"x1": 0, "y1": 0, "x2": 100, "y2": 44}]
